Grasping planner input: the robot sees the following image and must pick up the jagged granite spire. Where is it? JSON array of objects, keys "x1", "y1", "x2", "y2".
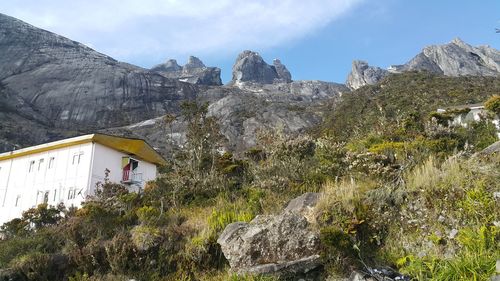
[
  {"x1": 150, "y1": 56, "x2": 222, "y2": 86},
  {"x1": 346, "y1": 60, "x2": 389, "y2": 90},
  {"x1": 231, "y1": 50, "x2": 292, "y2": 84}
]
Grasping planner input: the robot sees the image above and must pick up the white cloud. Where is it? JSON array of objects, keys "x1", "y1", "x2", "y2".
[{"x1": 1, "y1": 0, "x2": 363, "y2": 65}]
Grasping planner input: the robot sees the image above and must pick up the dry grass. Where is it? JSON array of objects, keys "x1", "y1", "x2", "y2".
[
  {"x1": 406, "y1": 156, "x2": 462, "y2": 192},
  {"x1": 315, "y1": 178, "x2": 361, "y2": 217}
]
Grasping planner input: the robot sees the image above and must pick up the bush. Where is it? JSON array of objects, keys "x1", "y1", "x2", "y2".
[
  {"x1": 398, "y1": 226, "x2": 499, "y2": 280},
  {"x1": 484, "y1": 95, "x2": 500, "y2": 115}
]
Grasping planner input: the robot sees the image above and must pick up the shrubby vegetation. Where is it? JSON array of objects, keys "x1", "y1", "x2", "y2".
[{"x1": 0, "y1": 73, "x2": 499, "y2": 280}]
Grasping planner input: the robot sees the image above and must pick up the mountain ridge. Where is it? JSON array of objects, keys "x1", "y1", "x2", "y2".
[{"x1": 0, "y1": 13, "x2": 498, "y2": 155}]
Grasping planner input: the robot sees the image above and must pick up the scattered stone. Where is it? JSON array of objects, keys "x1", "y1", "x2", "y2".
[{"x1": 448, "y1": 228, "x2": 459, "y2": 239}]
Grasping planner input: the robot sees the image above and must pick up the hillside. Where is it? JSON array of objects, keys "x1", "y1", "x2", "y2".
[{"x1": 322, "y1": 71, "x2": 500, "y2": 141}]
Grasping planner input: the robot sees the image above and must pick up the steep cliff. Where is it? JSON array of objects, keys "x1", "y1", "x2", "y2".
[{"x1": 0, "y1": 13, "x2": 199, "y2": 132}]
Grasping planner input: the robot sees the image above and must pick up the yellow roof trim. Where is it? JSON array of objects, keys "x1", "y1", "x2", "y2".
[{"x1": 0, "y1": 134, "x2": 166, "y2": 165}]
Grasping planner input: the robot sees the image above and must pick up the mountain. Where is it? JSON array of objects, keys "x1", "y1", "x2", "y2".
[
  {"x1": 0, "y1": 13, "x2": 346, "y2": 153},
  {"x1": 230, "y1": 50, "x2": 292, "y2": 84},
  {"x1": 346, "y1": 38, "x2": 500, "y2": 89},
  {"x1": 150, "y1": 56, "x2": 222, "y2": 86},
  {"x1": 0, "y1": 13, "x2": 199, "y2": 130},
  {"x1": 345, "y1": 60, "x2": 389, "y2": 90}
]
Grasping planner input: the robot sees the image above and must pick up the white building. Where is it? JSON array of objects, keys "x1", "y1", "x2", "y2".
[
  {"x1": 437, "y1": 103, "x2": 500, "y2": 139},
  {"x1": 0, "y1": 134, "x2": 166, "y2": 225}
]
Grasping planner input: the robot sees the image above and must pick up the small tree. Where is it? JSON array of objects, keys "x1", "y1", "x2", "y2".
[{"x1": 181, "y1": 101, "x2": 226, "y2": 175}]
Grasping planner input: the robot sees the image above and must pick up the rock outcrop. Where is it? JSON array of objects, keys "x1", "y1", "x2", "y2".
[
  {"x1": 347, "y1": 38, "x2": 500, "y2": 89},
  {"x1": 105, "y1": 80, "x2": 348, "y2": 154},
  {"x1": 273, "y1": 59, "x2": 292, "y2": 83},
  {"x1": 150, "y1": 56, "x2": 222, "y2": 86},
  {"x1": 0, "y1": 12, "x2": 199, "y2": 133},
  {"x1": 346, "y1": 61, "x2": 389, "y2": 90},
  {"x1": 231, "y1": 50, "x2": 292, "y2": 84},
  {"x1": 217, "y1": 193, "x2": 322, "y2": 278},
  {"x1": 390, "y1": 38, "x2": 500, "y2": 76}
]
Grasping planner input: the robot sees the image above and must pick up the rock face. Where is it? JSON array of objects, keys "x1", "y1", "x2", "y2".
[
  {"x1": 0, "y1": 11, "x2": 346, "y2": 153},
  {"x1": 346, "y1": 61, "x2": 389, "y2": 90},
  {"x1": 150, "y1": 59, "x2": 182, "y2": 72},
  {"x1": 0, "y1": 12, "x2": 198, "y2": 134},
  {"x1": 105, "y1": 80, "x2": 348, "y2": 154},
  {"x1": 347, "y1": 38, "x2": 500, "y2": 89},
  {"x1": 150, "y1": 56, "x2": 222, "y2": 86},
  {"x1": 273, "y1": 59, "x2": 293, "y2": 83},
  {"x1": 217, "y1": 193, "x2": 322, "y2": 278},
  {"x1": 231, "y1": 50, "x2": 292, "y2": 84},
  {"x1": 391, "y1": 38, "x2": 500, "y2": 76}
]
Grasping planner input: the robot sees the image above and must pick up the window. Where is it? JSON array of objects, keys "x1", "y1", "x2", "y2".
[
  {"x1": 68, "y1": 189, "x2": 75, "y2": 200},
  {"x1": 72, "y1": 152, "x2": 84, "y2": 165},
  {"x1": 53, "y1": 189, "x2": 57, "y2": 201},
  {"x1": 15, "y1": 195, "x2": 21, "y2": 207},
  {"x1": 48, "y1": 157, "x2": 55, "y2": 169},
  {"x1": 38, "y1": 159, "x2": 44, "y2": 171},
  {"x1": 28, "y1": 160, "x2": 35, "y2": 172},
  {"x1": 43, "y1": 191, "x2": 49, "y2": 204}
]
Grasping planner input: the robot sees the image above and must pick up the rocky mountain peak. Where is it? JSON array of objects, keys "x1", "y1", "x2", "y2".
[
  {"x1": 231, "y1": 50, "x2": 292, "y2": 84},
  {"x1": 348, "y1": 38, "x2": 500, "y2": 89},
  {"x1": 451, "y1": 37, "x2": 467, "y2": 47},
  {"x1": 151, "y1": 56, "x2": 221, "y2": 86},
  {"x1": 398, "y1": 38, "x2": 500, "y2": 76},
  {"x1": 273, "y1": 59, "x2": 292, "y2": 83},
  {"x1": 152, "y1": 59, "x2": 182, "y2": 72},
  {"x1": 346, "y1": 60, "x2": 389, "y2": 90},
  {"x1": 185, "y1": 56, "x2": 205, "y2": 69}
]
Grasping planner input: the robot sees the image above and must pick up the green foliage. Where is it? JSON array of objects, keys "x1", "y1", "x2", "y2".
[
  {"x1": 136, "y1": 206, "x2": 161, "y2": 225},
  {"x1": 9, "y1": 252, "x2": 68, "y2": 281},
  {"x1": 321, "y1": 72, "x2": 500, "y2": 143},
  {"x1": 397, "y1": 226, "x2": 499, "y2": 280},
  {"x1": 320, "y1": 226, "x2": 354, "y2": 259},
  {"x1": 484, "y1": 95, "x2": 500, "y2": 115},
  {"x1": 1, "y1": 75, "x2": 499, "y2": 280}
]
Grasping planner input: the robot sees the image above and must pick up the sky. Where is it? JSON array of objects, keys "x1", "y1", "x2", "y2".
[{"x1": 1, "y1": 0, "x2": 499, "y2": 83}]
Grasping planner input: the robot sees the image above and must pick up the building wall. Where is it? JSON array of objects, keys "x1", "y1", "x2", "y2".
[
  {"x1": 0, "y1": 142, "x2": 159, "y2": 225},
  {"x1": 0, "y1": 142, "x2": 94, "y2": 224},
  {"x1": 89, "y1": 143, "x2": 157, "y2": 194}
]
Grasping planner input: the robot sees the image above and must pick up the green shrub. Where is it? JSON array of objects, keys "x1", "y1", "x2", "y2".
[
  {"x1": 9, "y1": 252, "x2": 69, "y2": 281},
  {"x1": 484, "y1": 95, "x2": 500, "y2": 115},
  {"x1": 397, "y1": 226, "x2": 499, "y2": 280}
]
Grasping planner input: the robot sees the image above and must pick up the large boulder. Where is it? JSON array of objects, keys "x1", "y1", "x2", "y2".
[{"x1": 217, "y1": 193, "x2": 322, "y2": 278}]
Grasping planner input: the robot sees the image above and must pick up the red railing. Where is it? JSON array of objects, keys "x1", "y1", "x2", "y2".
[{"x1": 122, "y1": 169, "x2": 130, "y2": 182}]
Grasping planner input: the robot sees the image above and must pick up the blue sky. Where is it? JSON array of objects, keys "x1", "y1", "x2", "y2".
[{"x1": 1, "y1": 0, "x2": 499, "y2": 83}]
